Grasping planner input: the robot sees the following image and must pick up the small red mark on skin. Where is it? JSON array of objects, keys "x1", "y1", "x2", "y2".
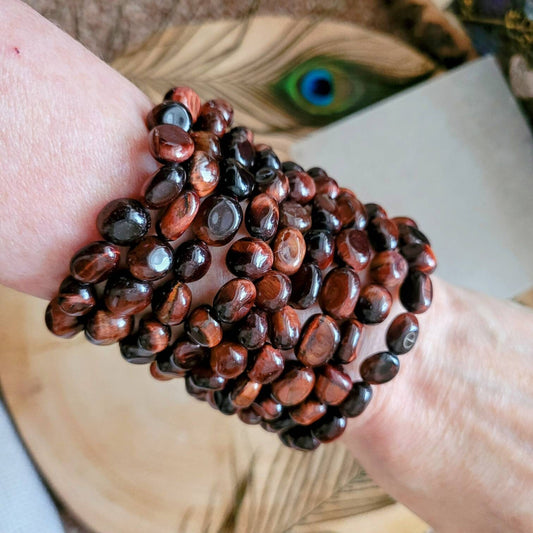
[{"x1": 14, "y1": 47, "x2": 20, "y2": 55}]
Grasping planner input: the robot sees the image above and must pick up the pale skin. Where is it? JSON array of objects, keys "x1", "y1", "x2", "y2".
[{"x1": 1, "y1": 1, "x2": 532, "y2": 531}]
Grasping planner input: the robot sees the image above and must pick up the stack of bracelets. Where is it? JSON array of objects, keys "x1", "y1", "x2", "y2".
[{"x1": 45, "y1": 86, "x2": 436, "y2": 451}]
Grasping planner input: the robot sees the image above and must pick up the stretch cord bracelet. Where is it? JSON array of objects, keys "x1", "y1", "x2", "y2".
[{"x1": 45, "y1": 87, "x2": 436, "y2": 451}]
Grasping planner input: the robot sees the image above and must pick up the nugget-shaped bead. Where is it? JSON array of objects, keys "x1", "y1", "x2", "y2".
[
  {"x1": 213, "y1": 278, "x2": 256, "y2": 323},
  {"x1": 70, "y1": 241, "x2": 120, "y2": 284}
]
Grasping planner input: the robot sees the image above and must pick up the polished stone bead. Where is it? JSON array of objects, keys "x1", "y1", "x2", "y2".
[
  {"x1": 97, "y1": 198, "x2": 150, "y2": 246},
  {"x1": 194, "y1": 104, "x2": 228, "y2": 137},
  {"x1": 219, "y1": 159, "x2": 255, "y2": 200},
  {"x1": 314, "y1": 365, "x2": 352, "y2": 406},
  {"x1": 335, "y1": 228, "x2": 371, "y2": 271},
  {"x1": 312, "y1": 194, "x2": 342, "y2": 233},
  {"x1": 289, "y1": 263, "x2": 322, "y2": 309},
  {"x1": 254, "y1": 271, "x2": 291, "y2": 312},
  {"x1": 310, "y1": 408, "x2": 346, "y2": 443},
  {"x1": 85, "y1": 308, "x2": 133, "y2": 345},
  {"x1": 185, "y1": 305, "x2": 222, "y2": 348},
  {"x1": 152, "y1": 278, "x2": 192, "y2": 326},
  {"x1": 173, "y1": 239, "x2": 211, "y2": 283},
  {"x1": 251, "y1": 391, "x2": 283, "y2": 420},
  {"x1": 70, "y1": 241, "x2": 120, "y2": 284},
  {"x1": 127, "y1": 236, "x2": 173, "y2": 281},
  {"x1": 279, "y1": 425, "x2": 320, "y2": 451},
  {"x1": 138, "y1": 315, "x2": 170, "y2": 353},
  {"x1": 230, "y1": 377, "x2": 262, "y2": 408},
  {"x1": 103, "y1": 271, "x2": 152, "y2": 316},
  {"x1": 238, "y1": 407, "x2": 262, "y2": 425},
  {"x1": 190, "y1": 365, "x2": 227, "y2": 390},
  {"x1": 151, "y1": 349, "x2": 187, "y2": 379},
  {"x1": 149, "y1": 124, "x2": 195, "y2": 163},
  {"x1": 150, "y1": 361, "x2": 176, "y2": 382},
  {"x1": 355, "y1": 284, "x2": 392, "y2": 324},
  {"x1": 119, "y1": 335, "x2": 155, "y2": 365},
  {"x1": 184, "y1": 374, "x2": 209, "y2": 398},
  {"x1": 271, "y1": 365, "x2": 316, "y2": 406},
  {"x1": 279, "y1": 201, "x2": 312, "y2": 233},
  {"x1": 400, "y1": 243, "x2": 437, "y2": 274},
  {"x1": 236, "y1": 308, "x2": 269, "y2": 350},
  {"x1": 360, "y1": 352, "x2": 400, "y2": 384},
  {"x1": 398, "y1": 223, "x2": 430, "y2": 247},
  {"x1": 297, "y1": 314, "x2": 340, "y2": 367},
  {"x1": 253, "y1": 147, "x2": 281, "y2": 171},
  {"x1": 319, "y1": 267, "x2": 360, "y2": 320},
  {"x1": 190, "y1": 131, "x2": 222, "y2": 159},
  {"x1": 146, "y1": 101, "x2": 192, "y2": 131},
  {"x1": 211, "y1": 341, "x2": 248, "y2": 378},
  {"x1": 171, "y1": 337, "x2": 208, "y2": 370},
  {"x1": 45, "y1": 297, "x2": 84, "y2": 338},
  {"x1": 336, "y1": 189, "x2": 367, "y2": 230},
  {"x1": 269, "y1": 305, "x2": 301, "y2": 350},
  {"x1": 164, "y1": 86, "x2": 201, "y2": 122},
  {"x1": 213, "y1": 278, "x2": 256, "y2": 323},
  {"x1": 313, "y1": 175, "x2": 340, "y2": 199},
  {"x1": 201, "y1": 99, "x2": 234, "y2": 126},
  {"x1": 226, "y1": 237, "x2": 274, "y2": 280},
  {"x1": 221, "y1": 127, "x2": 256, "y2": 168},
  {"x1": 386, "y1": 312, "x2": 419, "y2": 355},
  {"x1": 392, "y1": 216, "x2": 417, "y2": 228},
  {"x1": 333, "y1": 318, "x2": 363, "y2": 364},
  {"x1": 272, "y1": 227, "x2": 306, "y2": 275},
  {"x1": 369, "y1": 250, "x2": 408, "y2": 287},
  {"x1": 365, "y1": 202, "x2": 388, "y2": 221},
  {"x1": 157, "y1": 190, "x2": 200, "y2": 241},
  {"x1": 255, "y1": 168, "x2": 290, "y2": 203},
  {"x1": 188, "y1": 151, "x2": 220, "y2": 197},
  {"x1": 262, "y1": 413, "x2": 298, "y2": 433},
  {"x1": 247, "y1": 343, "x2": 285, "y2": 384},
  {"x1": 289, "y1": 398, "x2": 327, "y2": 426},
  {"x1": 191, "y1": 194, "x2": 242, "y2": 246},
  {"x1": 245, "y1": 193, "x2": 279, "y2": 241},
  {"x1": 399, "y1": 270, "x2": 433, "y2": 314},
  {"x1": 281, "y1": 161, "x2": 304, "y2": 173},
  {"x1": 306, "y1": 166, "x2": 328, "y2": 179},
  {"x1": 212, "y1": 389, "x2": 238, "y2": 415},
  {"x1": 286, "y1": 169, "x2": 316, "y2": 204},
  {"x1": 142, "y1": 164, "x2": 186, "y2": 209},
  {"x1": 339, "y1": 381, "x2": 373, "y2": 418},
  {"x1": 367, "y1": 218, "x2": 399, "y2": 251},
  {"x1": 57, "y1": 276, "x2": 96, "y2": 316},
  {"x1": 305, "y1": 229, "x2": 335, "y2": 270}
]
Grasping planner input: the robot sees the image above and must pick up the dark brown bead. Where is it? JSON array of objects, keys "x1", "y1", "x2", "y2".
[
  {"x1": 103, "y1": 271, "x2": 152, "y2": 316},
  {"x1": 151, "y1": 349, "x2": 186, "y2": 378},
  {"x1": 171, "y1": 337, "x2": 208, "y2": 370},
  {"x1": 333, "y1": 318, "x2": 363, "y2": 364},
  {"x1": 272, "y1": 227, "x2": 306, "y2": 275},
  {"x1": 230, "y1": 377, "x2": 262, "y2": 408},
  {"x1": 386, "y1": 312, "x2": 419, "y2": 355},
  {"x1": 286, "y1": 170, "x2": 316, "y2": 204},
  {"x1": 146, "y1": 101, "x2": 192, "y2": 131},
  {"x1": 367, "y1": 218, "x2": 399, "y2": 251},
  {"x1": 279, "y1": 426, "x2": 320, "y2": 451},
  {"x1": 289, "y1": 263, "x2": 322, "y2": 309},
  {"x1": 194, "y1": 104, "x2": 228, "y2": 137},
  {"x1": 254, "y1": 271, "x2": 291, "y2": 312},
  {"x1": 398, "y1": 223, "x2": 431, "y2": 247},
  {"x1": 369, "y1": 250, "x2": 408, "y2": 287},
  {"x1": 191, "y1": 194, "x2": 242, "y2": 246},
  {"x1": 70, "y1": 241, "x2": 120, "y2": 284},
  {"x1": 45, "y1": 297, "x2": 84, "y2": 338},
  {"x1": 184, "y1": 375, "x2": 209, "y2": 398},
  {"x1": 255, "y1": 168, "x2": 290, "y2": 203},
  {"x1": 149, "y1": 124, "x2": 195, "y2": 163},
  {"x1": 85, "y1": 308, "x2": 133, "y2": 345},
  {"x1": 57, "y1": 276, "x2": 96, "y2": 316},
  {"x1": 335, "y1": 228, "x2": 371, "y2": 271},
  {"x1": 247, "y1": 343, "x2": 285, "y2": 384},
  {"x1": 211, "y1": 341, "x2": 248, "y2": 378},
  {"x1": 339, "y1": 381, "x2": 373, "y2": 418},
  {"x1": 164, "y1": 86, "x2": 201, "y2": 122},
  {"x1": 173, "y1": 239, "x2": 211, "y2": 283},
  {"x1": 202, "y1": 99, "x2": 234, "y2": 127},
  {"x1": 271, "y1": 365, "x2": 316, "y2": 406},
  {"x1": 251, "y1": 392, "x2": 283, "y2": 420},
  {"x1": 221, "y1": 127, "x2": 256, "y2": 168},
  {"x1": 305, "y1": 229, "x2": 335, "y2": 270},
  {"x1": 238, "y1": 407, "x2": 262, "y2": 425},
  {"x1": 306, "y1": 166, "x2": 328, "y2": 179},
  {"x1": 185, "y1": 305, "x2": 222, "y2": 348},
  {"x1": 253, "y1": 147, "x2": 281, "y2": 172},
  {"x1": 312, "y1": 175, "x2": 339, "y2": 199},
  {"x1": 188, "y1": 151, "x2": 220, "y2": 197},
  {"x1": 152, "y1": 279, "x2": 192, "y2": 326},
  {"x1": 270, "y1": 305, "x2": 301, "y2": 350},
  {"x1": 297, "y1": 314, "x2": 340, "y2": 367},
  {"x1": 211, "y1": 389, "x2": 238, "y2": 415},
  {"x1": 360, "y1": 352, "x2": 400, "y2": 384},
  {"x1": 336, "y1": 189, "x2": 367, "y2": 230},
  {"x1": 157, "y1": 190, "x2": 200, "y2": 241},
  {"x1": 150, "y1": 362, "x2": 176, "y2": 382},
  {"x1": 138, "y1": 316, "x2": 170, "y2": 353},
  {"x1": 245, "y1": 193, "x2": 279, "y2": 241},
  {"x1": 236, "y1": 308, "x2": 269, "y2": 350},
  {"x1": 312, "y1": 194, "x2": 342, "y2": 233},
  {"x1": 289, "y1": 399, "x2": 327, "y2": 426},
  {"x1": 219, "y1": 159, "x2": 255, "y2": 200},
  {"x1": 127, "y1": 236, "x2": 173, "y2": 281},
  {"x1": 97, "y1": 198, "x2": 150, "y2": 246},
  {"x1": 279, "y1": 201, "x2": 312, "y2": 233},
  {"x1": 226, "y1": 237, "x2": 273, "y2": 280},
  {"x1": 310, "y1": 408, "x2": 346, "y2": 443},
  {"x1": 119, "y1": 335, "x2": 155, "y2": 365},
  {"x1": 314, "y1": 365, "x2": 352, "y2": 406},
  {"x1": 365, "y1": 202, "x2": 388, "y2": 221},
  {"x1": 189, "y1": 365, "x2": 227, "y2": 390},
  {"x1": 261, "y1": 413, "x2": 297, "y2": 433},
  {"x1": 142, "y1": 164, "x2": 186, "y2": 209},
  {"x1": 399, "y1": 270, "x2": 433, "y2": 314},
  {"x1": 319, "y1": 267, "x2": 360, "y2": 320},
  {"x1": 392, "y1": 216, "x2": 417, "y2": 228},
  {"x1": 213, "y1": 278, "x2": 256, "y2": 323},
  {"x1": 190, "y1": 130, "x2": 222, "y2": 159},
  {"x1": 355, "y1": 284, "x2": 392, "y2": 324},
  {"x1": 400, "y1": 243, "x2": 437, "y2": 274},
  {"x1": 281, "y1": 161, "x2": 304, "y2": 173}
]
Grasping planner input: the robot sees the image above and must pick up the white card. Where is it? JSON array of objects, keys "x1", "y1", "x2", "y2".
[{"x1": 292, "y1": 57, "x2": 533, "y2": 298}]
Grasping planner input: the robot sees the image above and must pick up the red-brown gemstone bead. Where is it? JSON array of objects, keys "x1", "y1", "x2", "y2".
[
  {"x1": 251, "y1": 393, "x2": 283, "y2": 421},
  {"x1": 157, "y1": 190, "x2": 200, "y2": 241},
  {"x1": 310, "y1": 408, "x2": 346, "y2": 443},
  {"x1": 286, "y1": 170, "x2": 316, "y2": 204},
  {"x1": 213, "y1": 278, "x2": 256, "y2": 323},
  {"x1": 360, "y1": 352, "x2": 400, "y2": 384},
  {"x1": 210, "y1": 341, "x2": 248, "y2": 378},
  {"x1": 171, "y1": 337, "x2": 208, "y2": 370},
  {"x1": 189, "y1": 365, "x2": 227, "y2": 390},
  {"x1": 312, "y1": 194, "x2": 342, "y2": 234},
  {"x1": 151, "y1": 349, "x2": 187, "y2": 378},
  {"x1": 399, "y1": 270, "x2": 433, "y2": 314},
  {"x1": 289, "y1": 263, "x2": 322, "y2": 309},
  {"x1": 339, "y1": 381, "x2": 373, "y2": 418},
  {"x1": 142, "y1": 164, "x2": 186, "y2": 209},
  {"x1": 221, "y1": 127, "x2": 255, "y2": 168},
  {"x1": 314, "y1": 365, "x2": 352, "y2": 406},
  {"x1": 272, "y1": 227, "x2": 306, "y2": 275},
  {"x1": 313, "y1": 175, "x2": 339, "y2": 199},
  {"x1": 247, "y1": 343, "x2": 285, "y2": 384},
  {"x1": 188, "y1": 151, "x2": 220, "y2": 197},
  {"x1": 262, "y1": 413, "x2": 298, "y2": 433},
  {"x1": 245, "y1": 193, "x2": 279, "y2": 241},
  {"x1": 230, "y1": 377, "x2": 262, "y2": 408},
  {"x1": 386, "y1": 312, "x2": 419, "y2": 354},
  {"x1": 255, "y1": 168, "x2": 290, "y2": 203},
  {"x1": 269, "y1": 305, "x2": 301, "y2": 350},
  {"x1": 146, "y1": 101, "x2": 192, "y2": 132},
  {"x1": 254, "y1": 147, "x2": 281, "y2": 171},
  {"x1": 70, "y1": 241, "x2": 120, "y2": 284},
  {"x1": 297, "y1": 314, "x2": 341, "y2": 367},
  {"x1": 355, "y1": 284, "x2": 392, "y2": 324},
  {"x1": 149, "y1": 124, "x2": 195, "y2": 163},
  {"x1": 211, "y1": 389, "x2": 238, "y2": 415},
  {"x1": 367, "y1": 218, "x2": 399, "y2": 251},
  {"x1": 226, "y1": 238, "x2": 273, "y2": 280},
  {"x1": 335, "y1": 228, "x2": 371, "y2": 272},
  {"x1": 219, "y1": 159, "x2": 255, "y2": 200},
  {"x1": 103, "y1": 271, "x2": 152, "y2": 316},
  {"x1": 392, "y1": 216, "x2": 417, "y2": 228},
  {"x1": 85, "y1": 308, "x2": 133, "y2": 345},
  {"x1": 289, "y1": 399, "x2": 327, "y2": 426},
  {"x1": 202, "y1": 99, "x2": 234, "y2": 126},
  {"x1": 149, "y1": 361, "x2": 175, "y2": 382},
  {"x1": 45, "y1": 297, "x2": 84, "y2": 338},
  {"x1": 369, "y1": 250, "x2": 408, "y2": 287},
  {"x1": 282, "y1": 161, "x2": 304, "y2": 173},
  {"x1": 238, "y1": 408, "x2": 262, "y2": 425},
  {"x1": 401, "y1": 243, "x2": 437, "y2": 274},
  {"x1": 185, "y1": 305, "x2": 223, "y2": 348},
  {"x1": 279, "y1": 426, "x2": 320, "y2": 451},
  {"x1": 336, "y1": 189, "x2": 367, "y2": 230},
  {"x1": 173, "y1": 239, "x2": 211, "y2": 283},
  {"x1": 194, "y1": 107, "x2": 227, "y2": 137},
  {"x1": 164, "y1": 86, "x2": 201, "y2": 122},
  {"x1": 279, "y1": 201, "x2": 312, "y2": 233},
  {"x1": 57, "y1": 276, "x2": 96, "y2": 316},
  {"x1": 271, "y1": 365, "x2": 316, "y2": 406},
  {"x1": 365, "y1": 203, "x2": 388, "y2": 221},
  {"x1": 127, "y1": 236, "x2": 173, "y2": 281},
  {"x1": 398, "y1": 223, "x2": 431, "y2": 247},
  {"x1": 305, "y1": 229, "x2": 335, "y2": 270},
  {"x1": 319, "y1": 267, "x2": 360, "y2": 320},
  {"x1": 333, "y1": 318, "x2": 363, "y2": 364},
  {"x1": 152, "y1": 279, "x2": 192, "y2": 326},
  {"x1": 236, "y1": 308, "x2": 269, "y2": 350},
  {"x1": 190, "y1": 131, "x2": 222, "y2": 159},
  {"x1": 97, "y1": 198, "x2": 150, "y2": 246},
  {"x1": 138, "y1": 316, "x2": 170, "y2": 353},
  {"x1": 119, "y1": 336, "x2": 156, "y2": 365},
  {"x1": 254, "y1": 271, "x2": 291, "y2": 312},
  {"x1": 185, "y1": 375, "x2": 209, "y2": 398}
]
